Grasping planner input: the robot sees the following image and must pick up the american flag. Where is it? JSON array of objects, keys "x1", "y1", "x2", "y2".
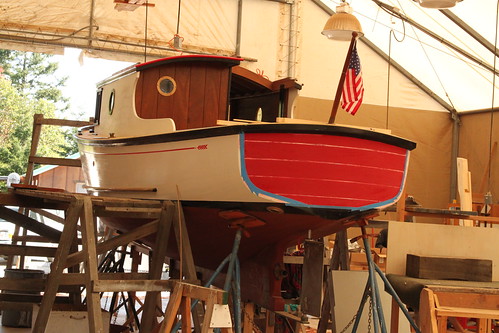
[{"x1": 341, "y1": 44, "x2": 364, "y2": 115}]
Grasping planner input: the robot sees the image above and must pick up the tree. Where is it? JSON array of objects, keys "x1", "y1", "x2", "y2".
[
  {"x1": 0, "y1": 50, "x2": 69, "y2": 111},
  {"x1": 0, "y1": 50, "x2": 77, "y2": 185}
]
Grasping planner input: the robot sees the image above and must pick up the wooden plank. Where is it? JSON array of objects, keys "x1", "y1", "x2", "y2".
[
  {"x1": 25, "y1": 114, "x2": 43, "y2": 185},
  {"x1": 201, "y1": 291, "x2": 217, "y2": 333},
  {"x1": 187, "y1": 64, "x2": 207, "y2": 129},
  {"x1": 137, "y1": 69, "x2": 160, "y2": 119},
  {"x1": 93, "y1": 279, "x2": 175, "y2": 292},
  {"x1": 29, "y1": 156, "x2": 82, "y2": 167},
  {"x1": 242, "y1": 303, "x2": 254, "y2": 333},
  {"x1": 203, "y1": 66, "x2": 223, "y2": 127},
  {"x1": 32, "y1": 197, "x2": 82, "y2": 333},
  {"x1": 435, "y1": 306, "x2": 499, "y2": 318},
  {"x1": 406, "y1": 254, "x2": 492, "y2": 282},
  {"x1": 65, "y1": 219, "x2": 159, "y2": 267},
  {"x1": 300, "y1": 239, "x2": 324, "y2": 317},
  {"x1": 0, "y1": 206, "x2": 62, "y2": 241},
  {"x1": 386, "y1": 221, "x2": 499, "y2": 280},
  {"x1": 80, "y1": 196, "x2": 105, "y2": 333},
  {"x1": 156, "y1": 63, "x2": 176, "y2": 119},
  {"x1": 217, "y1": 69, "x2": 230, "y2": 121},
  {"x1": 36, "y1": 117, "x2": 93, "y2": 127},
  {"x1": 30, "y1": 208, "x2": 66, "y2": 224},
  {"x1": 181, "y1": 284, "x2": 225, "y2": 304},
  {"x1": 0, "y1": 244, "x2": 57, "y2": 257},
  {"x1": 94, "y1": 206, "x2": 162, "y2": 219},
  {"x1": 418, "y1": 288, "x2": 438, "y2": 333},
  {"x1": 457, "y1": 157, "x2": 473, "y2": 227},
  {"x1": 428, "y1": 289, "x2": 499, "y2": 310},
  {"x1": 0, "y1": 278, "x2": 45, "y2": 291},
  {"x1": 54, "y1": 272, "x2": 152, "y2": 286},
  {"x1": 173, "y1": 201, "x2": 204, "y2": 333},
  {"x1": 170, "y1": 63, "x2": 190, "y2": 130},
  {"x1": 159, "y1": 283, "x2": 184, "y2": 333},
  {"x1": 390, "y1": 298, "x2": 399, "y2": 333},
  {"x1": 181, "y1": 296, "x2": 192, "y2": 332},
  {"x1": 141, "y1": 201, "x2": 174, "y2": 332}
]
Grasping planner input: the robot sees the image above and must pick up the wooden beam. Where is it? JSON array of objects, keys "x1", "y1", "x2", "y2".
[
  {"x1": 32, "y1": 198, "x2": 82, "y2": 333},
  {"x1": 28, "y1": 156, "x2": 81, "y2": 167},
  {"x1": 93, "y1": 279, "x2": 175, "y2": 292},
  {"x1": 30, "y1": 208, "x2": 66, "y2": 224},
  {"x1": 64, "y1": 219, "x2": 159, "y2": 267},
  {"x1": 94, "y1": 206, "x2": 162, "y2": 219},
  {"x1": 0, "y1": 244, "x2": 57, "y2": 257},
  {"x1": 80, "y1": 196, "x2": 105, "y2": 333},
  {"x1": 0, "y1": 206, "x2": 62, "y2": 241},
  {"x1": 35, "y1": 116, "x2": 94, "y2": 127},
  {"x1": 141, "y1": 201, "x2": 174, "y2": 332}
]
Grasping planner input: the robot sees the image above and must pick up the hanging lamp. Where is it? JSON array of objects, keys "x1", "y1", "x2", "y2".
[{"x1": 322, "y1": 2, "x2": 363, "y2": 41}]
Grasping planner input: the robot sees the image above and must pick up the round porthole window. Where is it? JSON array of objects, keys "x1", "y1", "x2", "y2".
[
  {"x1": 108, "y1": 89, "x2": 115, "y2": 115},
  {"x1": 157, "y1": 76, "x2": 177, "y2": 96}
]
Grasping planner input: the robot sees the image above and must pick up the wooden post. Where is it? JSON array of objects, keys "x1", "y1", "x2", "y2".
[
  {"x1": 396, "y1": 188, "x2": 407, "y2": 222},
  {"x1": 32, "y1": 198, "x2": 83, "y2": 333},
  {"x1": 317, "y1": 231, "x2": 348, "y2": 333},
  {"x1": 328, "y1": 32, "x2": 358, "y2": 124},
  {"x1": 173, "y1": 201, "x2": 204, "y2": 332},
  {"x1": 390, "y1": 298, "x2": 399, "y2": 333},
  {"x1": 159, "y1": 283, "x2": 184, "y2": 332},
  {"x1": 80, "y1": 196, "x2": 105, "y2": 333},
  {"x1": 141, "y1": 201, "x2": 174, "y2": 332},
  {"x1": 242, "y1": 303, "x2": 255, "y2": 333}
]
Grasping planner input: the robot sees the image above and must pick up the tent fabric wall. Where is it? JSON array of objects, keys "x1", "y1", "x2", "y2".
[
  {"x1": 2, "y1": 0, "x2": 499, "y2": 214},
  {"x1": 0, "y1": 0, "x2": 238, "y2": 60},
  {"x1": 296, "y1": 0, "x2": 447, "y2": 112},
  {"x1": 459, "y1": 112, "x2": 499, "y2": 203}
]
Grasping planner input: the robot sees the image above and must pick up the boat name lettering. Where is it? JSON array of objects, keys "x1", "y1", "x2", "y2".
[{"x1": 197, "y1": 145, "x2": 208, "y2": 150}]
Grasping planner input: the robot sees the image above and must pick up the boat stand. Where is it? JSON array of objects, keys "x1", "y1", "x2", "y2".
[
  {"x1": 349, "y1": 224, "x2": 421, "y2": 333},
  {"x1": 0, "y1": 187, "x2": 226, "y2": 332}
]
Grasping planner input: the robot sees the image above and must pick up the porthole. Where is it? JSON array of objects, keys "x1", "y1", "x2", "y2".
[
  {"x1": 108, "y1": 89, "x2": 115, "y2": 115},
  {"x1": 157, "y1": 76, "x2": 177, "y2": 96}
]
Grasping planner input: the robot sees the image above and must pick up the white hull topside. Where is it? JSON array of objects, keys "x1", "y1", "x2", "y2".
[{"x1": 79, "y1": 131, "x2": 275, "y2": 204}]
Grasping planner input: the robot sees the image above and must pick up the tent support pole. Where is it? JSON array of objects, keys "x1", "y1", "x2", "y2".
[{"x1": 449, "y1": 112, "x2": 461, "y2": 202}]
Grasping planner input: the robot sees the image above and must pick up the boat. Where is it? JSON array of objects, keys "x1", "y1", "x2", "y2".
[{"x1": 76, "y1": 54, "x2": 416, "y2": 310}]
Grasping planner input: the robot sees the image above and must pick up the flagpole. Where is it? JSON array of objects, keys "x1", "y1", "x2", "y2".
[{"x1": 329, "y1": 31, "x2": 358, "y2": 124}]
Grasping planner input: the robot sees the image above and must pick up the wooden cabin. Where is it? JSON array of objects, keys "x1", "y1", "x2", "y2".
[{"x1": 96, "y1": 55, "x2": 301, "y2": 132}]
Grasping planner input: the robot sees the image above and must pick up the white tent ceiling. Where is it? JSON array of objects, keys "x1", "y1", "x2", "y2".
[{"x1": 0, "y1": 0, "x2": 498, "y2": 113}]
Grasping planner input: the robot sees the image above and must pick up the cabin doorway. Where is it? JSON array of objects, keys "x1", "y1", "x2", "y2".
[{"x1": 229, "y1": 93, "x2": 281, "y2": 122}]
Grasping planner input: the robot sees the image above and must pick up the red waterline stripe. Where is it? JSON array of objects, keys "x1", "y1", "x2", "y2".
[{"x1": 87, "y1": 147, "x2": 197, "y2": 156}]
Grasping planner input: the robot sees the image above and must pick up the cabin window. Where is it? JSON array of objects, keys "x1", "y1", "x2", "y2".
[
  {"x1": 108, "y1": 89, "x2": 115, "y2": 115},
  {"x1": 157, "y1": 76, "x2": 177, "y2": 96}
]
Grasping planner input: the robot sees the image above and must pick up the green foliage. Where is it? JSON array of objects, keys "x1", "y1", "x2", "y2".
[
  {"x1": 0, "y1": 50, "x2": 77, "y2": 181},
  {"x1": 0, "y1": 50, "x2": 69, "y2": 110}
]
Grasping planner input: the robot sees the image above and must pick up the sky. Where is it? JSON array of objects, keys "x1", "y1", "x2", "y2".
[{"x1": 54, "y1": 48, "x2": 133, "y2": 120}]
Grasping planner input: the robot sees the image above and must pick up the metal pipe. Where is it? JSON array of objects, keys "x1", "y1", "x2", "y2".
[
  {"x1": 287, "y1": 0, "x2": 295, "y2": 78},
  {"x1": 361, "y1": 229, "x2": 380, "y2": 333},
  {"x1": 372, "y1": 0, "x2": 497, "y2": 75},
  {"x1": 351, "y1": 282, "x2": 370, "y2": 332},
  {"x1": 236, "y1": 0, "x2": 243, "y2": 56},
  {"x1": 224, "y1": 229, "x2": 242, "y2": 292},
  {"x1": 362, "y1": 227, "x2": 386, "y2": 333},
  {"x1": 449, "y1": 113, "x2": 461, "y2": 201},
  {"x1": 373, "y1": 264, "x2": 421, "y2": 333},
  {"x1": 233, "y1": 258, "x2": 242, "y2": 333}
]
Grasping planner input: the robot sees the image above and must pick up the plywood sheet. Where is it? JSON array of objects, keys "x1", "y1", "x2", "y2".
[
  {"x1": 332, "y1": 270, "x2": 410, "y2": 333},
  {"x1": 386, "y1": 221, "x2": 499, "y2": 281}
]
